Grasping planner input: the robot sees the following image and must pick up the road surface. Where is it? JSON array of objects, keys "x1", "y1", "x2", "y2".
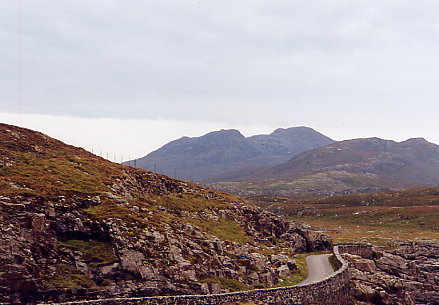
[{"x1": 299, "y1": 253, "x2": 335, "y2": 285}]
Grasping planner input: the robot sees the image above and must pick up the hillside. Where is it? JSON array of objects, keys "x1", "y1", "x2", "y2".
[
  {"x1": 211, "y1": 137, "x2": 439, "y2": 196},
  {"x1": 128, "y1": 127, "x2": 333, "y2": 181},
  {"x1": 0, "y1": 124, "x2": 330, "y2": 304}
]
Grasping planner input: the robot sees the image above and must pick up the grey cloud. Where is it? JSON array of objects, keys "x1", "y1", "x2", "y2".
[{"x1": 1, "y1": 0, "x2": 439, "y2": 126}]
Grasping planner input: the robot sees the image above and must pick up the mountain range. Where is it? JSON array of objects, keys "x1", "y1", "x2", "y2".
[
  {"x1": 130, "y1": 127, "x2": 439, "y2": 196},
  {"x1": 212, "y1": 137, "x2": 439, "y2": 196},
  {"x1": 127, "y1": 127, "x2": 334, "y2": 181},
  {"x1": 254, "y1": 137, "x2": 439, "y2": 184}
]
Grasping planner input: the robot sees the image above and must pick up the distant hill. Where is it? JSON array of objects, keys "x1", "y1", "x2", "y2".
[
  {"x1": 0, "y1": 124, "x2": 330, "y2": 303},
  {"x1": 210, "y1": 137, "x2": 439, "y2": 196},
  {"x1": 128, "y1": 127, "x2": 334, "y2": 181}
]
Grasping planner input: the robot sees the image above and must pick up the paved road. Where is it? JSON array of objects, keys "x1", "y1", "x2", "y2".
[{"x1": 299, "y1": 253, "x2": 335, "y2": 285}]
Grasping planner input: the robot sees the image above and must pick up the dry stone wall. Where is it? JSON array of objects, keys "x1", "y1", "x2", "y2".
[
  {"x1": 337, "y1": 243, "x2": 373, "y2": 259},
  {"x1": 44, "y1": 245, "x2": 376, "y2": 305}
]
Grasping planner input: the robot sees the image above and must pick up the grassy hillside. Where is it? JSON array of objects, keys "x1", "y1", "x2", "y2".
[
  {"x1": 1, "y1": 124, "x2": 124, "y2": 196},
  {"x1": 0, "y1": 124, "x2": 331, "y2": 304}
]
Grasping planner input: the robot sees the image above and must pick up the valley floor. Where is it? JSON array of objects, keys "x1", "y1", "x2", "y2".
[{"x1": 248, "y1": 188, "x2": 439, "y2": 245}]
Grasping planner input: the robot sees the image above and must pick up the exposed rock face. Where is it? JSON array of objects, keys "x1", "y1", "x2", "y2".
[
  {"x1": 345, "y1": 242, "x2": 439, "y2": 305},
  {"x1": 0, "y1": 188, "x2": 330, "y2": 304},
  {"x1": 129, "y1": 127, "x2": 333, "y2": 181},
  {"x1": 0, "y1": 124, "x2": 331, "y2": 304}
]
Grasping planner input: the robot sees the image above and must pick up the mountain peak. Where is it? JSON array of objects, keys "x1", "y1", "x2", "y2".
[
  {"x1": 401, "y1": 137, "x2": 429, "y2": 145},
  {"x1": 132, "y1": 126, "x2": 333, "y2": 181},
  {"x1": 202, "y1": 129, "x2": 245, "y2": 140},
  {"x1": 271, "y1": 126, "x2": 314, "y2": 135}
]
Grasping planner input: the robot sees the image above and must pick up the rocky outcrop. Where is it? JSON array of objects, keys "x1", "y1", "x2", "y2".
[
  {"x1": 0, "y1": 174, "x2": 330, "y2": 304},
  {"x1": 343, "y1": 242, "x2": 439, "y2": 305},
  {"x1": 38, "y1": 245, "x2": 351, "y2": 305}
]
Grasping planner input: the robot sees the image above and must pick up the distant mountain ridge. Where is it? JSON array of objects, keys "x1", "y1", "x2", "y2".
[
  {"x1": 129, "y1": 127, "x2": 334, "y2": 181},
  {"x1": 210, "y1": 137, "x2": 439, "y2": 196},
  {"x1": 260, "y1": 137, "x2": 439, "y2": 184}
]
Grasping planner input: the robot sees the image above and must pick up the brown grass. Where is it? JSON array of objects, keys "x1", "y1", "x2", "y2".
[{"x1": 250, "y1": 187, "x2": 439, "y2": 245}]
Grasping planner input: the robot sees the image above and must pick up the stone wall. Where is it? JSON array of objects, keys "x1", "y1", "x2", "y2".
[
  {"x1": 47, "y1": 272, "x2": 349, "y2": 304},
  {"x1": 42, "y1": 245, "x2": 361, "y2": 305},
  {"x1": 336, "y1": 243, "x2": 373, "y2": 259},
  {"x1": 43, "y1": 248, "x2": 352, "y2": 305}
]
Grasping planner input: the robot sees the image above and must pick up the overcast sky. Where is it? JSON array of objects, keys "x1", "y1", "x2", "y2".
[{"x1": 1, "y1": 0, "x2": 438, "y2": 159}]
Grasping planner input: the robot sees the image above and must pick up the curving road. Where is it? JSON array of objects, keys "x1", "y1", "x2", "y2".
[{"x1": 299, "y1": 253, "x2": 335, "y2": 285}]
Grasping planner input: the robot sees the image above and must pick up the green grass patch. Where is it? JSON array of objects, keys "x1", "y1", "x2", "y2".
[
  {"x1": 83, "y1": 201, "x2": 131, "y2": 220},
  {"x1": 0, "y1": 153, "x2": 114, "y2": 196},
  {"x1": 42, "y1": 264, "x2": 96, "y2": 289},
  {"x1": 58, "y1": 240, "x2": 117, "y2": 267},
  {"x1": 277, "y1": 252, "x2": 307, "y2": 286},
  {"x1": 83, "y1": 200, "x2": 177, "y2": 232},
  {"x1": 155, "y1": 193, "x2": 227, "y2": 212},
  {"x1": 275, "y1": 251, "x2": 331, "y2": 287},
  {"x1": 188, "y1": 218, "x2": 250, "y2": 245}
]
